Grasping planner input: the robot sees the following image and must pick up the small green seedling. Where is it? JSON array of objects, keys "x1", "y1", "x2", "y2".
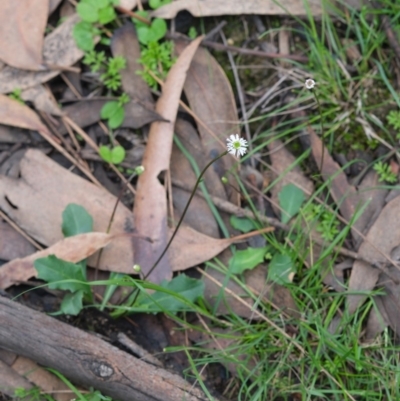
[
  {"x1": 302, "y1": 203, "x2": 340, "y2": 241},
  {"x1": 278, "y1": 183, "x2": 306, "y2": 224},
  {"x1": 73, "y1": 0, "x2": 119, "y2": 51},
  {"x1": 373, "y1": 160, "x2": 397, "y2": 183},
  {"x1": 9, "y1": 88, "x2": 24, "y2": 104},
  {"x1": 132, "y1": 10, "x2": 176, "y2": 89},
  {"x1": 100, "y1": 93, "x2": 129, "y2": 129},
  {"x1": 228, "y1": 246, "x2": 270, "y2": 274},
  {"x1": 34, "y1": 204, "x2": 94, "y2": 316},
  {"x1": 267, "y1": 253, "x2": 295, "y2": 285},
  {"x1": 99, "y1": 144, "x2": 126, "y2": 164}
]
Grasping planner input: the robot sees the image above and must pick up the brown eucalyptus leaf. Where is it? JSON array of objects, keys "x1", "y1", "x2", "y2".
[
  {"x1": 111, "y1": 23, "x2": 154, "y2": 106},
  {"x1": 152, "y1": 0, "x2": 323, "y2": 18},
  {"x1": 21, "y1": 84, "x2": 63, "y2": 116},
  {"x1": 350, "y1": 170, "x2": 387, "y2": 249},
  {"x1": 307, "y1": 126, "x2": 357, "y2": 222},
  {"x1": 0, "y1": 220, "x2": 36, "y2": 261},
  {"x1": 49, "y1": 0, "x2": 63, "y2": 14},
  {"x1": 175, "y1": 42, "x2": 239, "y2": 204},
  {"x1": 268, "y1": 137, "x2": 314, "y2": 217},
  {"x1": 171, "y1": 119, "x2": 219, "y2": 238},
  {"x1": 202, "y1": 265, "x2": 298, "y2": 319},
  {"x1": 59, "y1": 99, "x2": 163, "y2": 135},
  {"x1": 0, "y1": 0, "x2": 48, "y2": 70},
  {"x1": 0, "y1": 149, "x2": 135, "y2": 273},
  {"x1": 348, "y1": 195, "x2": 400, "y2": 313},
  {"x1": 11, "y1": 356, "x2": 72, "y2": 401},
  {"x1": 188, "y1": 325, "x2": 259, "y2": 377},
  {"x1": 0, "y1": 232, "x2": 113, "y2": 289},
  {"x1": 365, "y1": 296, "x2": 389, "y2": 340},
  {"x1": 0, "y1": 14, "x2": 83, "y2": 94},
  {"x1": 132, "y1": 36, "x2": 203, "y2": 284},
  {"x1": 0, "y1": 94, "x2": 52, "y2": 136},
  {"x1": 0, "y1": 149, "x2": 248, "y2": 281},
  {"x1": 119, "y1": 0, "x2": 138, "y2": 9}
]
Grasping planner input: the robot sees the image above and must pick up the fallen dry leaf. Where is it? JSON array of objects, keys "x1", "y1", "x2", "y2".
[
  {"x1": 350, "y1": 170, "x2": 387, "y2": 249},
  {"x1": 188, "y1": 324, "x2": 259, "y2": 377},
  {"x1": 0, "y1": 149, "x2": 250, "y2": 283},
  {"x1": 152, "y1": 0, "x2": 323, "y2": 18},
  {"x1": 21, "y1": 84, "x2": 63, "y2": 116},
  {"x1": 59, "y1": 98, "x2": 163, "y2": 134},
  {"x1": 0, "y1": 220, "x2": 36, "y2": 261},
  {"x1": 176, "y1": 42, "x2": 239, "y2": 204},
  {"x1": 111, "y1": 23, "x2": 154, "y2": 106},
  {"x1": 306, "y1": 125, "x2": 358, "y2": 222},
  {"x1": 0, "y1": 94, "x2": 52, "y2": 136},
  {"x1": 119, "y1": 0, "x2": 138, "y2": 10},
  {"x1": 201, "y1": 265, "x2": 299, "y2": 319},
  {"x1": 268, "y1": 137, "x2": 314, "y2": 218},
  {"x1": 348, "y1": 195, "x2": 400, "y2": 314},
  {"x1": 171, "y1": 119, "x2": 219, "y2": 238},
  {"x1": 12, "y1": 356, "x2": 73, "y2": 401},
  {"x1": 0, "y1": 0, "x2": 48, "y2": 70},
  {"x1": 49, "y1": 0, "x2": 63, "y2": 14},
  {"x1": 0, "y1": 14, "x2": 83, "y2": 94},
  {"x1": 0, "y1": 232, "x2": 112, "y2": 289},
  {"x1": 0, "y1": 149, "x2": 135, "y2": 273},
  {"x1": 132, "y1": 36, "x2": 203, "y2": 284}
]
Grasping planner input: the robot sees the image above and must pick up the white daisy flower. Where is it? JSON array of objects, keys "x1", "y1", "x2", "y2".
[
  {"x1": 226, "y1": 134, "x2": 248, "y2": 157},
  {"x1": 305, "y1": 79, "x2": 316, "y2": 89}
]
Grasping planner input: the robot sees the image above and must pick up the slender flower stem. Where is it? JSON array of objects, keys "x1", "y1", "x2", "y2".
[
  {"x1": 127, "y1": 150, "x2": 229, "y2": 307},
  {"x1": 142, "y1": 150, "x2": 228, "y2": 281}
]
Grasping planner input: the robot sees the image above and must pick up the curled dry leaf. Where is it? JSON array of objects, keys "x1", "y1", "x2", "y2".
[
  {"x1": 0, "y1": 14, "x2": 84, "y2": 94},
  {"x1": 132, "y1": 36, "x2": 203, "y2": 284},
  {"x1": 0, "y1": 0, "x2": 48, "y2": 70},
  {"x1": 152, "y1": 0, "x2": 323, "y2": 18},
  {"x1": 0, "y1": 232, "x2": 112, "y2": 289}
]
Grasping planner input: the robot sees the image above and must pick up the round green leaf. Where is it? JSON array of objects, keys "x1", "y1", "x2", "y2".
[
  {"x1": 100, "y1": 101, "x2": 119, "y2": 119},
  {"x1": 98, "y1": 5, "x2": 116, "y2": 25},
  {"x1": 229, "y1": 247, "x2": 269, "y2": 274},
  {"x1": 62, "y1": 203, "x2": 93, "y2": 237},
  {"x1": 278, "y1": 184, "x2": 305, "y2": 224},
  {"x1": 148, "y1": 18, "x2": 167, "y2": 42},
  {"x1": 110, "y1": 146, "x2": 126, "y2": 164},
  {"x1": 76, "y1": 3, "x2": 99, "y2": 23},
  {"x1": 99, "y1": 145, "x2": 112, "y2": 163},
  {"x1": 73, "y1": 21, "x2": 95, "y2": 51},
  {"x1": 108, "y1": 106, "x2": 125, "y2": 129},
  {"x1": 268, "y1": 254, "x2": 295, "y2": 285}
]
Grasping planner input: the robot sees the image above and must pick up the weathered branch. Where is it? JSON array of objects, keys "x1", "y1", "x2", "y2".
[{"x1": 0, "y1": 296, "x2": 216, "y2": 401}]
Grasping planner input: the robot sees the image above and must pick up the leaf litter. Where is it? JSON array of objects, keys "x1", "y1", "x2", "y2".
[{"x1": 0, "y1": 1, "x2": 399, "y2": 398}]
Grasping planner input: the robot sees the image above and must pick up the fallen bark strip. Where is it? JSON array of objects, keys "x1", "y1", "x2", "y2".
[{"x1": 0, "y1": 296, "x2": 215, "y2": 401}]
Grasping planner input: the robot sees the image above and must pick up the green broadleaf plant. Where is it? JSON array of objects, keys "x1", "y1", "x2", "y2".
[
  {"x1": 99, "y1": 145, "x2": 126, "y2": 164},
  {"x1": 230, "y1": 215, "x2": 256, "y2": 233},
  {"x1": 229, "y1": 246, "x2": 269, "y2": 275},
  {"x1": 267, "y1": 253, "x2": 295, "y2": 285},
  {"x1": 278, "y1": 183, "x2": 305, "y2": 224},
  {"x1": 62, "y1": 203, "x2": 93, "y2": 237}
]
